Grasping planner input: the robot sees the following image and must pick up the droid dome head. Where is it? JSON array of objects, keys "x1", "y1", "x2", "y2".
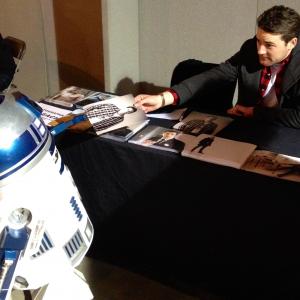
[{"x1": 0, "y1": 93, "x2": 50, "y2": 187}]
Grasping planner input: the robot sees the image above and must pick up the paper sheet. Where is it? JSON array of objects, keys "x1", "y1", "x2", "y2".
[{"x1": 147, "y1": 108, "x2": 187, "y2": 120}]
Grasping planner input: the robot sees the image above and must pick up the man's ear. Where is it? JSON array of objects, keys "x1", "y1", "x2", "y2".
[{"x1": 288, "y1": 37, "x2": 298, "y2": 50}]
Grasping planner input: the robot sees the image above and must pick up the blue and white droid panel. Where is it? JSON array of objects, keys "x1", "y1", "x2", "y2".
[{"x1": 0, "y1": 93, "x2": 94, "y2": 292}]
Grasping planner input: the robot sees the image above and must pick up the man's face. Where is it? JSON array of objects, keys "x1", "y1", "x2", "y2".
[
  {"x1": 256, "y1": 28, "x2": 297, "y2": 66},
  {"x1": 118, "y1": 106, "x2": 135, "y2": 115},
  {"x1": 61, "y1": 88, "x2": 84, "y2": 100},
  {"x1": 163, "y1": 131, "x2": 176, "y2": 140}
]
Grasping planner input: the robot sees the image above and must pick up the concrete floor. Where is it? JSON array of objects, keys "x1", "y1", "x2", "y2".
[{"x1": 10, "y1": 256, "x2": 221, "y2": 300}]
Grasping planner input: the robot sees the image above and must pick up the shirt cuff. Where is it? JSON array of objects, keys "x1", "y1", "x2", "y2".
[{"x1": 165, "y1": 88, "x2": 179, "y2": 105}]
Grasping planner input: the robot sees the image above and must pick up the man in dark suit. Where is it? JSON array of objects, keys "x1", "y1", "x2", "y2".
[
  {"x1": 177, "y1": 116, "x2": 218, "y2": 136},
  {"x1": 191, "y1": 136, "x2": 215, "y2": 153},
  {"x1": 144, "y1": 130, "x2": 185, "y2": 152},
  {"x1": 135, "y1": 5, "x2": 300, "y2": 128},
  {"x1": 85, "y1": 103, "x2": 137, "y2": 132}
]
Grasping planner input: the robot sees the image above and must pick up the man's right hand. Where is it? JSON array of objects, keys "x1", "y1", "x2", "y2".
[
  {"x1": 134, "y1": 91, "x2": 175, "y2": 113},
  {"x1": 134, "y1": 94, "x2": 163, "y2": 113}
]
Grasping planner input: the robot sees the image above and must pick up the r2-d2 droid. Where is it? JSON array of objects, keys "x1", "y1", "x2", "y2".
[{"x1": 0, "y1": 93, "x2": 94, "y2": 299}]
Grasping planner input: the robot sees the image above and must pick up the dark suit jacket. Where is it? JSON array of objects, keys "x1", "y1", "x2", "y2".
[
  {"x1": 154, "y1": 138, "x2": 185, "y2": 152},
  {"x1": 148, "y1": 134, "x2": 185, "y2": 152},
  {"x1": 172, "y1": 36, "x2": 300, "y2": 128},
  {"x1": 0, "y1": 35, "x2": 16, "y2": 91}
]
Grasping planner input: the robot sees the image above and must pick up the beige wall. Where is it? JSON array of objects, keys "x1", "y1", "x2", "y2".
[
  {"x1": 0, "y1": 0, "x2": 48, "y2": 100},
  {"x1": 40, "y1": 0, "x2": 60, "y2": 96},
  {"x1": 102, "y1": 0, "x2": 140, "y2": 94},
  {"x1": 138, "y1": 0, "x2": 256, "y2": 92},
  {"x1": 137, "y1": 0, "x2": 300, "y2": 93},
  {"x1": 2, "y1": 0, "x2": 300, "y2": 99}
]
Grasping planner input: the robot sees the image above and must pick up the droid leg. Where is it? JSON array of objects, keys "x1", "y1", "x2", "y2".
[{"x1": 40, "y1": 267, "x2": 93, "y2": 300}]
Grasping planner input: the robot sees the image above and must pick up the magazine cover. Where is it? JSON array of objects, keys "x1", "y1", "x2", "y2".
[
  {"x1": 37, "y1": 101, "x2": 74, "y2": 125},
  {"x1": 84, "y1": 94, "x2": 149, "y2": 136},
  {"x1": 129, "y1": 125, "x2": 185, "y2": 153},
  {"x1": 178, "y1": 133, "x2": 257, "y2": 169},
  {"x1": 40, "y1": 86, "x2": 114, "y2": 108},
  {"x1": 173, "y1": 111, "x2": 233, "y2": 136},
  {"x1": 242, "y1": 150, "x2": 300, "y2": 182}
]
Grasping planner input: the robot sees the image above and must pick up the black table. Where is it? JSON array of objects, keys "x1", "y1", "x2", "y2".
[{"x1": 56, "y1": 117, "x2": 300, "y2": 299}]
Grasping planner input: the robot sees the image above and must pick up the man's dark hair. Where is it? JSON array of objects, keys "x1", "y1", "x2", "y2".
[{"x1": 257, "y1": 5, "x2": 300, "y2": 43}]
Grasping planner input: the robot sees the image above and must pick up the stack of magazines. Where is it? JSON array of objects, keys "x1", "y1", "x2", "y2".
[{"x1": 38, "y1": 86, "x2": 149, "y2": 140}]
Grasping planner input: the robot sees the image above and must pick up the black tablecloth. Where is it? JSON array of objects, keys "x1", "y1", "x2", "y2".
[
  {"x1": 56, "y1": 118, "x2": 300, "y2": 299},
  {"x1": 218, "y1": 118, "x2": 300, "y2": 157}
]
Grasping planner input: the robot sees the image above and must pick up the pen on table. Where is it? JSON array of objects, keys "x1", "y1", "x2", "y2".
[{"x1": 179, "y1": 108, "x2": 192, "y2": 121}]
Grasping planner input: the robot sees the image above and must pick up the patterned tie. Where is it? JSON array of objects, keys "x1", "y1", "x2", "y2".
[{"x1": 259, "y1": 66, "x2": 272, "y2": 97}]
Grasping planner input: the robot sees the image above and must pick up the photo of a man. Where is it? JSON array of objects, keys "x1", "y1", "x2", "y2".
[
  {"x1": 143, "y1": 130, "x2": 185, "y2": 152},
  {"x1": 177, "y1": 116, "x2": 218, "y2": 136},
  {"x1": 85, "y1": 104, "x2": 137, "y2": 132},
  {"x1": 83, "y1": 94, "x2": 148, "y2": 136},
  {"x1": 47, "y1": 86, "x2": 87, "y2": 107}
]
